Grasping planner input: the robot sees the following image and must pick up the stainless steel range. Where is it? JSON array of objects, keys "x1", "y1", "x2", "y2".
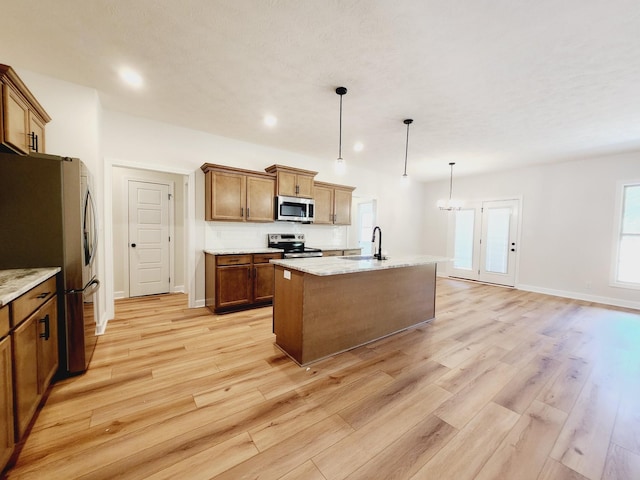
[{"x1": 268, "y1": 233, "x2": 323, "y2": 258}]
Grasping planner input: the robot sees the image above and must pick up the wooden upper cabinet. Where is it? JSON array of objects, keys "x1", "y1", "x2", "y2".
[
  {"x1": 313, "y1": 181, "x2": 355, "y2": 225},
  {"x1": 0, "y1": 64, "x2": 51, "y2": 155},
  {"x1": 265, "y1": 165, "x2": 317, "y2": 198},
  {"x1": 201, "y1": 164, "x2": 275, "y2": 222},
  {"x1": 246, "y1": 175, "x2": 276, "y2": 222}
]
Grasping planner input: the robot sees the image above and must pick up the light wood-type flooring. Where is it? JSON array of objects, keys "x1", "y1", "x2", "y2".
[{"x1": 4, "y1": 278, "x2": 640, "y2": 479}]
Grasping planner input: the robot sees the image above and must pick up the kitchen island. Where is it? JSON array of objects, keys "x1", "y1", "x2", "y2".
[{"x1": 270, "y1": 255, "x2": 448, "y2": 365}]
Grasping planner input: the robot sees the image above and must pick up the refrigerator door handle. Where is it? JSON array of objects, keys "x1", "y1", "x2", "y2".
[{"x1": 66, "y1": 277, "x2": 100, "y2": 295}]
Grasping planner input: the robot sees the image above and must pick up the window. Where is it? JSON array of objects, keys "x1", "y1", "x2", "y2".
[{"x1": 614, "y1": 183, "x2": 640, "y2": 287}]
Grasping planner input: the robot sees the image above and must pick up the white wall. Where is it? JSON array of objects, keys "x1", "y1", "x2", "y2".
[{"x1": 422, "y1": 152, "x2": 640, "y2": 309}]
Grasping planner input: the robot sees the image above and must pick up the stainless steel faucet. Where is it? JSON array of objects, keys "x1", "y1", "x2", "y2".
[{"x1": 372, "y1": 226, "x2": 383, "y2": 260}]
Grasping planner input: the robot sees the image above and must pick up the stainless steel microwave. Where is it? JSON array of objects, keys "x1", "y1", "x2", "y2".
[{"x1": 275, "y1": 195, "x2": 315, "y2": 222}]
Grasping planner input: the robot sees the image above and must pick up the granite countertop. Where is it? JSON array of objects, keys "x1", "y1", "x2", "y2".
[
  {"x1": 204, "y1": 247, "x2": 284, "y2": 255},
  {"x1": 270, "y1": 254, "x2": 450, "y2": 276},
  {"x1": 310, "y1": 245, "x2": 363, "y2": 251},
  {"x1": 0, "y1": 267, "x2": 61, "y2": 307}
]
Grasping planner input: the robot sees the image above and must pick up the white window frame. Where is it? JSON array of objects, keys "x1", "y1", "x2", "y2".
[{"x1": 611, "y1": 179, "x2": 640, "y2": 290}]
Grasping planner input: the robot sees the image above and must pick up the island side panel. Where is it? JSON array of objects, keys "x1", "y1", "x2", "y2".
[
  {"x1": 273, "y1": 265, "x2": 305, "y2": 363},
  {"x1": 301, "y1": 264, "x2": 436, "y2": 364}
]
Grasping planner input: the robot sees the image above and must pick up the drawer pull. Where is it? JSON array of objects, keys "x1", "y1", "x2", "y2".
[
  {"x1": 36, "y1": 292, "x2": 50, "y2": 299},
  {"x1": 39, "y1": 314, "x2": 50, "y2": 340}
]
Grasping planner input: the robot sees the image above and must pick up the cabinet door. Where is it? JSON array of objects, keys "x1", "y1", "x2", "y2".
[
  {"x1": 28, "y1": 113, "x2": 45, "y2": 153},
  {"x1": 12, "y1": 314, "x2": 39, "y2": 439},
  {"x1": 277, "y1": 171, "x2": 298, "y2": 197},
  {"x1": 0, "y1": 336, "x2": 14, "y2": 470},
  {"x1": 207, "y1": 171, "x2": 246, "y2": 221},
  {"x1": 216, "y1": 265, "x2": 252, "y2": 308},
  {"x1": 296, "y1": 175, "x2": 314, "y2": 198},
  {"x1": 3, "y1": 84, "x2": 30, "y2": 154},
  {"x1": 37, "y1": 297, "x2": 58, "y2": 392},
  {"x1": 313, "y1": 185, "x2": 334, "y2": 224},
  {"x1": 246, "y1": 176, "x2": 275, "y2": 222},
  {"x1": 333, "y1": 188, "x2": 353, "y2": 225},
  {"x1": 253, "y1": 263, "x2": 275, "y2": 303}
]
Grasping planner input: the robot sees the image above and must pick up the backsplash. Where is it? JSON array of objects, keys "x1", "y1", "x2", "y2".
[{"x1": 204, "y1": 222, "x2": 349, "y2": 250}]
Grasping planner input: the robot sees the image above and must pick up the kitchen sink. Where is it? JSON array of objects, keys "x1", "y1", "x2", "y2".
[{"x1": 342, "y1": 255, "x2": 387, "y2": 261}]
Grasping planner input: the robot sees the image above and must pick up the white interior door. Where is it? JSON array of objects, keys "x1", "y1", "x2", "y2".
[
  {"x1": 449, "y1": 199, "x2": 519, "y2": 287},
  {"x1": 129, "y1": 181, "x2": 170, "y2": 297}
]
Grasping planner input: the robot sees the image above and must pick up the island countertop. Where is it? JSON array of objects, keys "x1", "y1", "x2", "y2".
[
  {"x1": 270, "y1": 254, "x2": 449, "y2": 276},
  {"x1": 0, "y1": 267, "x2": 60, "y2": 307}
]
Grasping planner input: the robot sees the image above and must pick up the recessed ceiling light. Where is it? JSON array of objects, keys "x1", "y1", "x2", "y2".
[
  {"x1": 353, "y1": 142, "x2": 364, "y2": 152},
  {"x1": 264, "y1": 115, "x2": 277, "y2": 127},
  {"x1": 119, "y1": 67, "x2": 143, "y2": 88}
]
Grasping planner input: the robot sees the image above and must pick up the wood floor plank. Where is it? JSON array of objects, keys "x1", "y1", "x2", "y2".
[
  {"x1": 314, "y1": 384, "x2": 451, "y2": 480},
  {"x1": 343, "y1": 414, "x2": 457, "y2": 480},
  {"x1": 602, "y1": 444, "x2": 640, "y2": 480},
  {"x1": 474, "y1": 400, "x2": 567, "y2": 480},
  {"x1": 550, "y1": 376, "x2": 621, "y2": 480},
  {"x1": 537, "y1": 355, "x2": 592, "y2": 413},
  {"x1": 411, "y1": 402, "x2": 519, "y2": 479}
]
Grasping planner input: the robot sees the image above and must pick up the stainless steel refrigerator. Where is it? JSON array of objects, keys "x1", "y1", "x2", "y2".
[{"x1": 0, "y1": 152, "x2": 99, "y2": 375}]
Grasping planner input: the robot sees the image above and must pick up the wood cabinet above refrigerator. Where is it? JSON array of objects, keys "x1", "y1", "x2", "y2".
[{"x1": 0, "y1": 64, "x2": 51, "y2": 155}]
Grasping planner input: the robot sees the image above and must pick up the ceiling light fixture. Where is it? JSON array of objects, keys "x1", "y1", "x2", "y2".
[
  {"x1": 335, "y1": 86, "x2": 347, "y2": 172},
  {"x1": 119, "y1": 67, "x2": 143, "y2": 88},
  {"x1": 353, "y1": 142, "x2": 363, "y2": 152},
  {"x1": 438, "y1": 162, "x2": 463, "y2": 210},
  {"x1": 401, "y1": 118, "x2": 413, "y2": 184},
  {"x1": 264, "y1": 114, "x2": 277, "y2": 127}
]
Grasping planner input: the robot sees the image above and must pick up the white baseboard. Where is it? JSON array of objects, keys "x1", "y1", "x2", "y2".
[
  {"x1": 114, "y1": 290, "x2": 126, "y2": 299},
  {"x1": 517, "y1": 284, "x2": 640, "y2": 311},
  {"x1": 194, "y1": 299, "x2": 205, "y2": 308},
  {"x1": 173, "y1": 284, "x2": 185, "y2": 293}
]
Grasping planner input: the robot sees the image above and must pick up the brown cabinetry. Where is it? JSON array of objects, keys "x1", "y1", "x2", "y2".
[
  {"x1": 201, "y1": 164, "x2": 275, "y2": 222},
  {"x1": 0, "y1": 64, "x2": 51, "y2": 154},
  {"x1": 12, "y1": 295, "x2": 57, "y2": 439},
  {"x1": 313, "y1": 181, "x2": 355, "y2": 225},
  {"x1": 205, "y1": 252, "x2": 282, "y2": 313},
  {"x1": 265, "y1": 165, "x2": 317, "y2": 199},
  {"x1": 0, "y1": 332, "x2": 13, "y2": 470}
]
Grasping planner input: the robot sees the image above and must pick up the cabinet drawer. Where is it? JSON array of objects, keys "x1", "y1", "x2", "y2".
[
  {"x1": 322, "y1": 250, "x2": 343, "y2": 257},
  {"x1": 0, "y1": 305, "x2": 8, "y2": 338},
  {"x1": 253, "y1": 253, "x2": 282, "y2": 264},
  {"x1": 343, "y1": 249, "x2": 362, "y2": 256},
  {"x1": 216, "y1": 254, "x2": 252, "y2": 266},
  {"x1": 11, "y1": 276, "x2": 56, "y2": 327}
]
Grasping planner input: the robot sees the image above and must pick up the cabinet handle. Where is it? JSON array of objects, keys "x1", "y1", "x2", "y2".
[
  {"x1": 241, "y1": 207, "x2": 244, "y2": 217},
  {"x1": 247, "y1": 207, "x2": 250, "y2": 218},
  {"x1": 29, "y1": 132, "x2": 38, "y2": 152},
  {"x1": 39, "y1": 314, "x2": 50, "y2": 340},
  {"x1": 36, "y1": 291, "x2": 50, "y2": 299}
]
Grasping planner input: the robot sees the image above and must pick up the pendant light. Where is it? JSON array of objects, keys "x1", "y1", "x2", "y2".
[
  {"x1": 335, "y1": 87, "x2": 347, "y2": 171},
  {"x1": 401, "y1": 118, "x2": 413, "y2": 184},
  {"x1": 437, "y1": 162, "x2": 463, "y2": 210}
]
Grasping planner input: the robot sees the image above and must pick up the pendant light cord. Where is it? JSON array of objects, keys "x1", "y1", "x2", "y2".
[
  {"x1": 403, "y1": 119, "x2": 413, "y2": 177},
  {"x1": 338, "y1": 93, "x2": 343, "y2": 161},
  {"x1": 449, "y1": 162, "x2": 455, "y2": 201}
]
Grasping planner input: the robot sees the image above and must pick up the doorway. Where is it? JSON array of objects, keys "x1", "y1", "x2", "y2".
[
  {"x1": 449, "y1": 199, "x2": 520, "y2": 287},
  {"x1": 128, "y1": 180, "x2": 171, "y2": 297}
]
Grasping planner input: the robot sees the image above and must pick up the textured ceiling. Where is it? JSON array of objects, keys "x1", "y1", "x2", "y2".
[{"x1": 1, "y1": 0, "x2": 640, "y2": 181}]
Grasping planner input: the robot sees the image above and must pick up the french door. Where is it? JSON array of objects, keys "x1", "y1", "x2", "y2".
[{"x1": 449, "y1": 199, "x2": 520, "y2": 287}]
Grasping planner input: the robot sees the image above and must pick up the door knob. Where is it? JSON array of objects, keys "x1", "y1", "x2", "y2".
[{"x1": 131, "y1": 243, "x2": 136, "y2": 248}]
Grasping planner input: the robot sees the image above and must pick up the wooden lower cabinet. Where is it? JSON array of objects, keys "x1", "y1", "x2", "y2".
[
  {"x1": 206, "y1": 252, "x2": 282, "y2": 313},
  {"x1": 0, "y1": 335, "x2": 13, "y2": 470},
  {"x1": 13, "y1": 296, "x2": 57, "y2": 439},
  {"x1": 321, "y1": 249, "x2": 361, "y2": 257}
]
